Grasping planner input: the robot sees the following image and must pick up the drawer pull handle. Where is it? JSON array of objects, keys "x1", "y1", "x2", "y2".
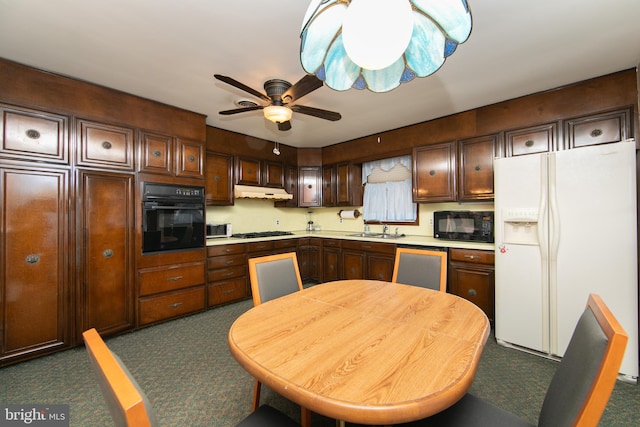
[
  {"x1": 188, "y1": 155, "x2": 196, "y2": 162},
  {"x1": 362, "y1": 245, "x2": 372, "y2": 249},
  {"x1": 525, "y1": 139, "x2": 534, "y2": 147},
  {"x1": 169, "y1": 302, "x2": 184, "y2": 308},
  {"x1": 25, "y1": 254, "x2": 40, "y2": 264},
  {"x1": 25, "y1": 129, "x2": 41, "y2": 139},
  {"x1": 223, "y1": 272, "x2": 234, "y2": 277},
  {"x1": 223, "y1": 289, "x2": 234, "y2": 294},
  {"x1": 463, "y1": 255, "x2": 480, "y2": 260},
  {"x1": 167, "y1": 275, "x2": 184, "y2": 281},
  {"x1": 103, "y1": 249, "x2": 114, "y2": 258},
  {"x1": 153, "y1": 150, "x2": 162, "y2": 157},
  {"x1": 590, "y1": 128, "x2": 603, "y2": 138},
  {"x1": 225, "y1": 260, "x2": 234, "y2": 265},
  {"x1": 468, "y1": 289, "x2": 477, "y2": 297},
  {"x1": 102, "y1": 141, "x2": 112, "y2": 149}
]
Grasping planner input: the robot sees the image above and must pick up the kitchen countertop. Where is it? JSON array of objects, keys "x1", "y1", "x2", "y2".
[{"x1": 206, "y1": 230, "x2": 495, "y2": 251}]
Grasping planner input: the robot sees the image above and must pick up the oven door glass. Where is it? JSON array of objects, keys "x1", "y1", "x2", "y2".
[{"x1": 143, "y1": 202, "x2": 205, "y2": 253}]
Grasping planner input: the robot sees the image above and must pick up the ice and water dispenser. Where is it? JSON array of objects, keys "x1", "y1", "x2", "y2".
[{"x1": 501, "y1": 208, "x2": 539, "y2": 245}]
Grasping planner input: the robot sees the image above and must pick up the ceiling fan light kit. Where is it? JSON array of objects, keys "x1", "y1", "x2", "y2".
[
  {"x1": 300, "y1": 0, "x2": 473, "y2": 93},
  {"x1": 263, "y1": 105, "x2": 293, "y2": 123}
]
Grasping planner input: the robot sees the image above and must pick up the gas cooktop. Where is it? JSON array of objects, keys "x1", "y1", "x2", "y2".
[{"x1": 231, "y1": 231, "x2": 294, "y2": 239}]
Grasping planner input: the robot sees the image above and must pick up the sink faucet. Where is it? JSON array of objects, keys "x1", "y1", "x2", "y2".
[{"x1": 382, "y1": 224, "x2": 389, "y2": 236}]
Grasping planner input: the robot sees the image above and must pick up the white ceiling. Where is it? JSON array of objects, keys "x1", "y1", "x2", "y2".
[{"x1": 1, "y1": 0, "x2": 639, "y2": 148}]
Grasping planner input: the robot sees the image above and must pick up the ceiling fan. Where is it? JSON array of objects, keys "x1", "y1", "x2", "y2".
[{"x1": 214, "y1": 74, "x2": 341, "y2": 131}]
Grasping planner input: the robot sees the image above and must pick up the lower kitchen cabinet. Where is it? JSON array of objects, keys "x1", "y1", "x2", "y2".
[
  {"x1": 206, "y1": 243, "x2": 247, "y2": 307},
  {"x1": 448, "y1": 248, "x2": 495, "y2": 321},
  {"x1": 321, "y1": 239, "x2": 341, "y2": 282},
  {"x1": 341, "y1": 240, "x2": 396, "y2": 281},
  {"x1": 137, "y1": 261, "x2": 206, "y2": 326},
  {"x1": 78, "y1": 170, "x2": 135, "y2": 336},
  {"x1": 298, "y1": 237, "x2": 321, "y2": 282},
  {"x1": 0, "y1": 166, "x2": 71, "y2": 365}
]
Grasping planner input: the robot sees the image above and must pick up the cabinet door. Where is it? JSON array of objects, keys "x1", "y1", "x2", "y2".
[
  {"x1": 79, "y1": 170, "x2": 135, "y2": 335},
  {"x1": 299, "y1": 166, "x2": 322, "y2": 207},
  {"x1": 458, "y1": 134, "x2": 500, "y2": 201},
  {"x1": 413, "y1": 142, "x2": 456, "y2": 202},
  {"x1": 564, "y1": 108, "x2": 631, "y2": 148},
  {"x1": 236, "y1": 156, "x2": 261, "y2": 185},
  {"x1": 263, "y1": 160, "x2": 284, "y2": 188},
  {"x1": 1, "y1": 167, "x2": 70, "y2": 363},
  {"x1": 322, "y1": 247, "x2": 341, "y2": 282},
  {"x1": 176, "y1": 138, "x2": 204, "y2": 177},
  {"x1": 205, "y1": 151, "x2": 233, "y2": 205},
  {"x1": 367, "y1": 254, "x2": 394, "y2": 281},
  {"x1": 505, "y1": 122, "x2": 559, "y2": 156},
  {"x1": 139, "y1": 131, "x2": 172, "y2": 175},
  {"x1": 1, "y1": 105, "x2": 69, "y2": 164},
  {"x1": 336, "y1": 163, "x2": 362, "y2": 206},
  {"x1": 275, "y1": 165, "x2": 298, "y2": 207},
  {"x1": 449, "y1": 263, "x2": 495, "y2": 321},
  {"x1": 322, "y1": 165, "x2": 336, "y2": 207},
  {"x1": 77, "y1": 119, "x2": 134, "y2": 170},
  {"x1": 342, "y1": 250, "x2": 365, "y2": 280}
]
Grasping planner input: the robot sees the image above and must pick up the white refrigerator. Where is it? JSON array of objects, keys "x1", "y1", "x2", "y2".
[{"x1": 494, "y1": 139, "x2": 638, "y2": 381}]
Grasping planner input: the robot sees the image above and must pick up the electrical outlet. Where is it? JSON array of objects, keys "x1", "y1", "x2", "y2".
[
  {"x1": 429, "y1": 217, "x2": 434, "y2": 226},
  {"x1": 275, "y1": 219, "x2": 280, "y2": 226}
]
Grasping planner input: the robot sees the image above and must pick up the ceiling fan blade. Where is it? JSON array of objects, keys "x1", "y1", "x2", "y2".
[
  {"x1": 277, "y1": 121, "x2": 292, "y2": 131},
  {"x1": 291, "y1": 105, "x2": 341, "y2": 121},
  {"x1": 219, "y1": 106, "x2": 264, "y2": 115},
  {"x1": 282, "y1": 74, "x2": 323, "y2": 103},
  {"x1": 214, "y1": 74, "x2": 271, "y2": 102}
]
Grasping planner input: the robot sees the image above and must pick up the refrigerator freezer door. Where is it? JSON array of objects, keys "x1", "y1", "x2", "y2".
[
  {"x1": 551, "y1": 141, "x2": 638, "y2": 378},
  {"x1": 495, "y1": 153, "x2": 549, "y2": 353}
]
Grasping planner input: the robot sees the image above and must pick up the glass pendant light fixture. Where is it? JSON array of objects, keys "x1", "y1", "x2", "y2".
[{"x1": 300, "y1": 0, "x2": 473, "y2": 93}]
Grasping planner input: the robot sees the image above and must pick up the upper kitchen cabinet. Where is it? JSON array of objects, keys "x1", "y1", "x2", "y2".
[
  {"x1": 336, "y1": 162, "x2": 362, "y2": 206},
  {"x1": 274, "y1": 165, "x2": 298, "y2": 208},
  {"x1": 413, "y1": 141, "x2": 457, "y2": 203},
  {"x1": 299, "y1": 166, "x2": 322, "y2": 207},
  {"x1": 235, "y1": 156, "x2": 284, "y2": 188},
  {"x1": 457, "y1": 134, "x2": 501, "y2": 201},
  {"x1": 77, "y1": 119, "x2": 134, "y2": 171},
  {"x1": 505, "y1": 122, "x2": 560, "y2": 156},
  {"x1": 0, "y1": 104, "x2": 69, "y2": 165},
  {"x1": 564, "y1": 107, "x2": 632, "y2": 149},
  {"x1": 205, "y1": 151, "x2": 233, "y2": 205},
  {"x1": 138, "y1": 131, "x2": 204, "y2": 178},
  {"x1": 322, "y1": 165, "x2": 336, "y2": 207}
]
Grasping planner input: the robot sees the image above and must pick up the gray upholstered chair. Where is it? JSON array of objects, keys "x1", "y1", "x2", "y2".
[
  {"x1": 391, "y1": 248, "x2": 447, "y2": 291},
  {"x1": 247, "y1": 252, "x2": 310, "y2": 425},
  {"x1": 397, "y1": 293, "x2": 628, "y2": 427},
  {"x1": 83, "y1": 328, "x2": 299, "y2": 427}
]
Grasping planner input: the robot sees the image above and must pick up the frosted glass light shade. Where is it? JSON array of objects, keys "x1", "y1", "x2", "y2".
[
  {"x1": 342, "y1": 0, "x2": 414, "y2": 70},
  {"x1": 263, "y1": 105, "x2": 292, "y2": 123}
]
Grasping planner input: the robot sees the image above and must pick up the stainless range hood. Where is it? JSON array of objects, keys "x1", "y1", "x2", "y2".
[{"x1": 234, "y1": 185, "x2": 293, "y2": 200}]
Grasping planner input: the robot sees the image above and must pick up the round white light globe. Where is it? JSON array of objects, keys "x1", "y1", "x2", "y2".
[{"x1": 342, "y1": 0, "x2": 414, "y2": 70}]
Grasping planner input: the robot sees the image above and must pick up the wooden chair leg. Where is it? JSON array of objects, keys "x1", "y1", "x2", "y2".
[
  {"x1": 252, "y1": 379, "x2": 261, "y2": 412},
  {"x1": 301, "y1": 406, "x2": 312, "y2": 427}
]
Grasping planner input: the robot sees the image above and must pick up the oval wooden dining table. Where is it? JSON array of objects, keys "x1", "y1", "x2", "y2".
[{"x1": 228, "y1": 279, "x2": 490, "y2": 426}]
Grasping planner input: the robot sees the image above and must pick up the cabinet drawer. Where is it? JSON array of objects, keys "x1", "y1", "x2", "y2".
[
  {"x1": 342, "y1": 240, "x2": 396, "y2": 255},
  {"x1": 77, "y1": 119, "x2": 134, "y2": 170},
  {"x1": 1, "y1": 106, "x2": 68, "y2": 163},
  {"x1": 207, "y1": 277, "x2": 247, "y2": 306},
  {"x1": 322, "y1": 238, "x2": 342, "y2": 248},
  {"x1": 207, "y1": 253, "x2": 245, "y2": 270},
  {"x1": 565, "y1": 109, "x2": 630, "y2": 148},
  {"x1": 207, "y1": 244, "x2": 245, "y2": 257},
  {"x1": 274, "y1": 239, "x2": 298, "y2": 250},
  {"x1": 207, "y1": 265, "x2": 245, "y2": 282},
  {"x1": 505, "y1": 123, "x2": 558, "y2": 156},
  {"x1": 450, "y1": 248, "x2": 494, "y2": 265},
  {"x1": 138, "y1": 286, "x2": 205, "y2": 326},
  {"x1": 139, "y1": 262, "x2": 205, "y2": 296},
  {"x1": 247, "y1": 241, "x2": 274, "y2": 253}
]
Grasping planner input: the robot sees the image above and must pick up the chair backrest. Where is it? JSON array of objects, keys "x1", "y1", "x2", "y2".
[
  {"x1": 537, "y1": 294, "x2": 628, "y2": 427},
  {"x1": 391, "y1": 248, "x2": 447, "y2": 291},
  {"x1": 83, "y1": 328, "x2": 158, "y2": 427},
  {"x1": 248, "y1": 252, "x2": 303, "y2": 306}
]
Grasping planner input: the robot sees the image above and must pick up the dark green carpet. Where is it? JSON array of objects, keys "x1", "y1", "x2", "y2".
[{"x1": 1, "y1": 298, "x2": 638, "y2": 426}]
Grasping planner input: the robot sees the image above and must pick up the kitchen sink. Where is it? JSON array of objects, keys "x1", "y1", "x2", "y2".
[{"x1": 348, "y1": 232, "x2": 405, "y2": 239}]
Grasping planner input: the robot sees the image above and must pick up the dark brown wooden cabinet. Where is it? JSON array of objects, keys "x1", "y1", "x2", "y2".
[
  {"x1": 78, "y1": 170, "x2": 135, "y2": 335},
  {"x1": 413, "y1": 141, "x2": 457, "y2": 203},
  {"x1": 235, "y1": 156, "x2": 284, "y2": 188},
  {"x1": 205, "y1": 151, "x2": 233, "y2": 205},
  {"x1": 457, "y1": 134, "x2": 500, "y2": 201},
  {"x1": 505, "y1": 122, "x2": 560, "y2": 156},
  {"x1": 275, "y1": 165, "x2": 298, "y2": 208},
  {"x1": 0, "y1": 104, "x2": 69, "y2": 164},
  {"x1": 139, "y1": 131, "x2": 173, "y2": 175},
  {"x1": 336, "y1": 162, "x2": 362, "y2": 206},
  {"x1": 176, "y1": 138, "x2": 204, "y2": 178},
  {"x1": 77, "y1": 119, "x2": 134, "y2": 171},
  {"x1": 298, "y1": 237, "x2": 321, "y2": 282},
  {"x1": 0, "y1": 166, "x2": 71, "y2": 365},
  {"x1": 448, "y1": 248, "x2": 495, "y2": 321},
  {"x1": 299, "y1": 166, "x2": 322, "y2": 207},
  {"x1": 341, "y1": 240, "x2": 395, "y2": 281},
  {"x1": 321, "y1": 239, "x2": 341, "y2": 282},
  {"x1": 206, "y1": 244, "x2": 247, "y2": 307},
  {"x1": 564, "y1": 107, "x2": 632, "y2": 149}
]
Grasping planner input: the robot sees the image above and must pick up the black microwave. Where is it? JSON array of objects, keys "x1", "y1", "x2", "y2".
[{"x1": 433, "y1": 211, "x2": 494, "y2": 243}]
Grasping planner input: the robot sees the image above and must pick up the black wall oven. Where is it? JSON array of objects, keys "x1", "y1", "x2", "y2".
[{"x1": 142, "y1": 183, "x2": 205, "y2": 253}]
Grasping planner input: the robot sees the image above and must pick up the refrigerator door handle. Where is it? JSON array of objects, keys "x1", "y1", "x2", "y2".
[{"x1": 547, "y1": 153, "x2": 560, "y2": 354}]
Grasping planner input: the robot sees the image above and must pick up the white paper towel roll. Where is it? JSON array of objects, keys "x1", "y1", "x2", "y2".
[{"x1": 338, "y1": 209, "x2": 360, "y2": 219}]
